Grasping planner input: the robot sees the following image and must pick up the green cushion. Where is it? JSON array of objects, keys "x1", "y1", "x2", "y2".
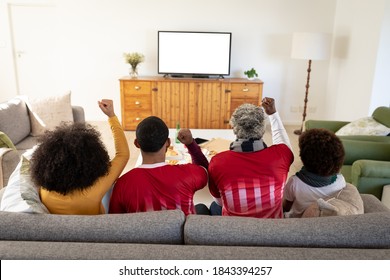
[
  {"x1": 0, "y1": 131, "x2": 16, "y2": 150},
  {"x1": 372, "y1": 106, "x2": 390, "y2": 128}
]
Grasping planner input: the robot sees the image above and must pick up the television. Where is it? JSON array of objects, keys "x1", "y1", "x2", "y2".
[{"x1": 158, "y1": 31, "x2": 232, "y2": 78}]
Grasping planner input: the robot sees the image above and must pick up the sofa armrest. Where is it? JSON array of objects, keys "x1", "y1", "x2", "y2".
[
  {"x1": 352, "y1": 160, "x2": 390, "y2": 199},
  {"x1": 305, "y1": 120, "x2": 350, "y2": 132},
  {"x1": 0, "y1": 148, "x2": 20, "y2": 189},
  {"x1": 361, "y1": 193, "x2": 390, "y2": 213},
  {"x1": 72, "y1": 106, "x2": 85, "y2": 123}
]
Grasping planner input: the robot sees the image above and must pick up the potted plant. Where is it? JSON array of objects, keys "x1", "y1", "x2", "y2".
[
  {"x1": 123, "y1": 52, "x2": 145, "y2": 78},
  {"x1": 244, "y1": 68, "x2": 258, "y2": 80}
]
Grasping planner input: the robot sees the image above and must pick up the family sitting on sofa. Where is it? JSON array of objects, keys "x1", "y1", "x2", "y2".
[{"x1": 1, "y1": 96, "x2": 364, "y2": 218}]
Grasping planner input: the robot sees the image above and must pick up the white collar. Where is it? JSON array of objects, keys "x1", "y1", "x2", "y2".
[{"x1": 137, "y1": 162, "x2": 168, "y2": 169}]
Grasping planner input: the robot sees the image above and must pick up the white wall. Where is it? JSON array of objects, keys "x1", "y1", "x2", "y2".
[
  {"x1": 370, "y1": 0, "x2": 390, "y2": 112},
  {"x1": 1, "y1": 0, "x2": 387, "y2": 123},
  {"x1": 0, "y1": 0, "x2": 337, "y2": 122},
  {"x1": 326, "y1": 0, "x2": 388, "y2": 120}
]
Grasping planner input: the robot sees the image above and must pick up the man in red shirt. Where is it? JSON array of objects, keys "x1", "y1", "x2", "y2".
[
  {"x1": 109, "y1": 116, "x2": 209, "y2": 215},
  {"x1": 208, "y1": 97, "x2": 294, "y2": 218}
]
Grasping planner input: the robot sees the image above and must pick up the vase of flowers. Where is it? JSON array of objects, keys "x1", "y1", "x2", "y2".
[{"x1": 123, "y1": 52, "x2": 145, "y2": 78}]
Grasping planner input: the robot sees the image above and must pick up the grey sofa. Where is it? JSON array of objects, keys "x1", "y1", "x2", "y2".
[
  {"x1": 0, "y1": 97, "x2": 85, "y2": 188},
  {"x1": 0, "y1": 193, "x2": 389, "y2": 260}
]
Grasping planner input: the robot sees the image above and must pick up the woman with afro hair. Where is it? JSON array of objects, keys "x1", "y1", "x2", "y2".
[
  {"x1": 283, "y1": 128, "x2": 346, "y2": 218},
  {"x1": 31, "y1": 99, "x2": 129, "y2": 215}
]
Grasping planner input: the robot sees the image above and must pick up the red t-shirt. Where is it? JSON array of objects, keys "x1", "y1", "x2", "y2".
[
  {"x1": 109, "y1": 163, "x2": 207, "y2": 215},
  {"x1": 208, "y1": 144, "x2": 294, "y2": 218}
]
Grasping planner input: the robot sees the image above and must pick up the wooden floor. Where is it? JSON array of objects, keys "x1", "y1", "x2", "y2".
[{"x1": 90, "y1": 121, "x2": 303, "y2": 206}]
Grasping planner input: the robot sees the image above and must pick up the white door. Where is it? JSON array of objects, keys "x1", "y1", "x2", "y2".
[{"x1": 9, "y1": 4, "x2": 60, "y2": 98}]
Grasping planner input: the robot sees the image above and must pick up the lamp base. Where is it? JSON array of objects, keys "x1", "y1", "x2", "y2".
[{"x1": 294, "y1": 129, "x2": 303, "y2": 135}]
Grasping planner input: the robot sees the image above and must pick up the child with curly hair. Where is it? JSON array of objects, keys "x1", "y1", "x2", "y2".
[
  {"x1": 31, "y1": 99, "x2": 129, "y2": 215},
  {"x1": 283, "y1": 128, "x2": 346, "y2": 218}
]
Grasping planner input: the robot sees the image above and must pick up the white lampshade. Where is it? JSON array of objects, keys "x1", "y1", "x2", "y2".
[{"x1": 291, "y1": 32, "x2": 331, "y2": 60}]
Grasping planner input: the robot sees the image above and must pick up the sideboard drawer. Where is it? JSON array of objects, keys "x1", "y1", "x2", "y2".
[
  {"x1": 122, "y1": 81, "x2": 151, "y2": 95},
  {"x1": 230, "y1": 83, "x2": 261, "y2": 99},
  {"x1": 123, "y1": 95, "x2": 152, "y2": 110}
]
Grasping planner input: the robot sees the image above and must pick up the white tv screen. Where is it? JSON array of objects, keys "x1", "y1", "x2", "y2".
[{"x1": 158, "y1": 31, "x2": 232, "y2": 77}]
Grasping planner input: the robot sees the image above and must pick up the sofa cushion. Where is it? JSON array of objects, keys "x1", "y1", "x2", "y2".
[
  {"x1": 27, "y1": 92, "x2": 73, "y2": 136},
  {"x1": 0, "y1": 132, "x2": 16, "y2": 149},
  {"x1": 184, "y1": 212, "x2": 390, "y2": 248},
  {"x1": 372, "y1": 106, "x2": 390, "y2": 128},
  {"x1": 0, "y1": 210, "x2": 185, "y2": 244},
  {"x1": 0, "y1": 97, "x2": 31, "y2": 144},
  {"x1": 0, "y1": 155, "x2": 49, "y2": 214},
  {"x1": 302, "y1": 183, "x2": 364, "y2": 217},
  {"x1": 335, "y1": 117, "x2": 390, "y2": 136},
  {"x1": 14, "y1": 136, "x2": 39, "y2": 151}
]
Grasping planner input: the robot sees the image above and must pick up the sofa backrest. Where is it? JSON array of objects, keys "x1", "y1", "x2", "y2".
[
  {"x1": 185, "y1": 194, "x2": 390, "y2": 248},
  {"x1": 0, "y1": 210, "x2": 185, "y2": 244},
  {"x1": 372, "y1": 106, "x2": 390, "y2": 128},
  {"x1": 0, "y1": 97, "x2": 31, "y2": 145},
  {"x1": 342, "y1": 139, "x2": 390, "y2": 165},
  {"x1": 184, "y1": 211, "x2": 390, "y2": 248}
]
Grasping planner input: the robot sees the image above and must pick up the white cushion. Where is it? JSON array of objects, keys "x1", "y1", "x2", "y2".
[
  {"x1": 335, "y1": 116, "x2": 390, "y2": 136},
  {"x1": 0, "y1": 153, "x2": 49, "y2": 213},
  {"x1": 27, "y1": 92, "x2": 73, "y2": 136}
]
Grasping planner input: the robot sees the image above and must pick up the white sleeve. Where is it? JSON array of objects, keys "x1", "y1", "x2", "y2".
[
  {"x1": 268, "y1": 112, "x2": 292, "y2": 150},
  {"x1": 283, "y1": 176, "x2": 295, "y2": 202}
]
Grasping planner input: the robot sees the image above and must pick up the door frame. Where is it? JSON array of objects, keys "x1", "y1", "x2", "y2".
[{"x1": 7, "y1": 2, "x2": 56, "y2": 96}]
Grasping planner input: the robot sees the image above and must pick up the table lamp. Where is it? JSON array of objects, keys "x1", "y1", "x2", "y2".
[{"x1": 291, "y1": 32, "x2": 331, "y2": 135}]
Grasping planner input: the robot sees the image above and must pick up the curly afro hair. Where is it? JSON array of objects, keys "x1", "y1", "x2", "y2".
[
  {"x1": 30, "y1": 122, "x2": 111, "y2": 195},
  {"x1": 299, "y1": 128, "x2": 345, "y2": 176},
  {"x1": 230, "y1": 103, "x2": 266, "y2": 139}
]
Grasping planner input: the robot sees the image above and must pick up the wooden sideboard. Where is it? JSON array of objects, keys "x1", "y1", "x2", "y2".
[{"x1": 119, "y1": 76, "x2": 263, "y2": 130}]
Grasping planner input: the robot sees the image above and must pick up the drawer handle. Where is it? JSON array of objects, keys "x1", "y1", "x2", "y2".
[
  {"x1": 135, "y1": 117, "x2": 141, "y2": 121},
  {"x1": 134, "y1": 86, "x2": 141, "y2": 90},
  {"x1": 242, "y1": 88, "x2": 249, "y2": 92},
  {"x1": 135, "y1": 101, "x2": 141, "y2": 105}
]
